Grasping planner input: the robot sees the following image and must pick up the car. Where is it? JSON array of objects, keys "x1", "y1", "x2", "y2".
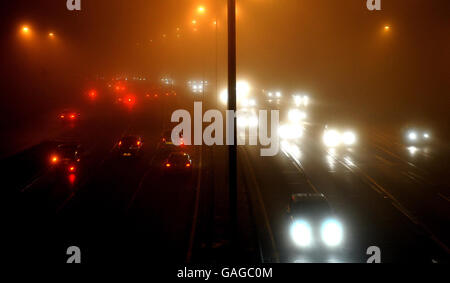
[
  {"x1": 404, "y1": 128, "x2": 431, "y2": 144},
  {"x1": 160, "y1": 129, "x2": 185, "y2": 147},
  {"x1": 322, "y1": 125, "x2": 357, "y2": 148},
  {"x1": 162, "y1": 152, "x2": 192, "y2": 174},
  {"x1": 117, "y1": 135, "x2": 143, "y2": 157},
  {"x1": 59, "y1": 110, "x2": 81, "y2": 123},
  {"x1": 49, "y1": 143, "x2": 83, "y2": 174},
  {"x1": 287, "y1": 193, "x2": 344, "y2": 249}
]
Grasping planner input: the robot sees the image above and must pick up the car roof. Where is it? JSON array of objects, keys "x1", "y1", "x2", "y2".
[
  {"x1": 289, "y1": 193, "x2": 332, "y2": 215},
  {"x1": 168, "y1": 151, "x2": 189, "y2": 159},
  {"x1": 121, "y1": 135, "x2": 141, "y2": 140},
  {"x1": 291, "y1": 193, "x2": 326, "y2": 202}
]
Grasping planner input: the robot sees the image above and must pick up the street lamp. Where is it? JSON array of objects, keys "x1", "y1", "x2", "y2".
[
  {"x1": 21, "y1": 25, "x2": 31, "y2": 36},
  {"x1": 197, "y1": 6, "x2": 206, "y2": 14},
  {"x1": 48, "y1": 32, "x2": 55, "y2": 38}
]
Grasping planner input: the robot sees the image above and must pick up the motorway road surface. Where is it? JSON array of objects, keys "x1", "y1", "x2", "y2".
[
  {"x1": 240, "y1": 124, "x2": 449, "y2": 263},
  {"x1": 2, "y1": 92, "x2": 449, "y2": 263}
]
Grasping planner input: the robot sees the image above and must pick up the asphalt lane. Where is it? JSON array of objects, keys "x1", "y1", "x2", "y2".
[
  {"x1": 241, "y1": 125, "x2": 449, "y2": 263},
  {"x1": 4, "y1": 93, "x2": 207, "y2": 264}
]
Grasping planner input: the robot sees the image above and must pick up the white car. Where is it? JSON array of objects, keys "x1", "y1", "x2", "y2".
[
  {"x1": 405, "y1": 129, "x2": 431, "y2": 144},
  {"x1": 322, "y1": 126, "x2": 357, "y2": 148}
]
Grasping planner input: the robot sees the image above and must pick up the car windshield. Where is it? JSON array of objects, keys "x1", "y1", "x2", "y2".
[
  {"x1": 4, "y1": 0, "x2": 448, "y2": 267},
  {"x1": 291, "y1": 200, "x2": 332, "y2": 218},
  {"x1": 122, "y1": 137, "x2": 138, "y2": 145},
  {"x1": 168, "y1": 154, "x2": 187, "y2": 164},
  {"x1": 57, "y1": 145, "x2": 78, "y2": 157}
]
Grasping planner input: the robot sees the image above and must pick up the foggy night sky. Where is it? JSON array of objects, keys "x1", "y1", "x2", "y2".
[{"x1": 1, "y1": 0, "x2": 449, "y2": 132}]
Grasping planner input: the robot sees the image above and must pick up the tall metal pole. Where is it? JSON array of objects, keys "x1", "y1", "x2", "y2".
[{"x1": 227, "y1": 0, "x2": 237, "y2": 246}]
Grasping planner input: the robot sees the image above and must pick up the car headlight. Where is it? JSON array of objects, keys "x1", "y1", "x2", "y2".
[
  {"x1": 408, "y1": 131, "x2": 418, "y2": 141},
  {"x1": 321, "y1": 219, "x2": 343, "y2": 247},
  {"x1": 323, "y1": 130, "x2": 341, "y2": 147},
  {"x1": 288, "y1": 109, "x2": 307, "y2": 124},
  {"x1": 279, "y1": 124, "x2": 303, "y2": 140},
  {"x1": 290, "y1": 220, "x2": 312, "y2": 247},
  {"x1": 423, "y1": 133, "x2": 430, "y2": 139},
  {"x1": 342, "y1": 131, "x2": 356, "y2": 146}
]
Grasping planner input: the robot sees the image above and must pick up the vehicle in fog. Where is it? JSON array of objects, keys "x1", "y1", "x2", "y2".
[
  {"x1": 287, "y1": 193, "x2": 344, "y2": 249},
  {"x1": 322, "y1": 125, "x2": 357, "y2": 148},
  {"x1": 163, "y1": 152, "x2": 192, "y2": 175},
  {"x1": 404, "y1": 128, "x2": 431, "y2": 145},
  {"x1": 159, "y1": 129, "x2": 184, "y2": 148},
  {"x1": 59, "y1": 110, "x2": 81, "y2": 124},
  {"x1": 50, "y1": 142, "x2": 83, "y2": 174},
  {"x1": 118, "y1": 135, "x2": 143, "y2": 157}
]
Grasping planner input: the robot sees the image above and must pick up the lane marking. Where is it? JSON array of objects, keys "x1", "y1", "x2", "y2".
[
  {"x1": 57, "y1": 128, "x2": 131, "y2": 213},
  {"x1": 241, "y1": 147, "x2": 280, "y2": 263},
  {"x1": 329, "y1": 153, "x2": 449, "y2": 254},
  {"x1": 282, "y1": 149, "x2": 319, "y2": 194},
  {"x1": 20, "y1": 170, "x2": 47, "y2": 193},
  {"x1": 186, "y1": 145, "x2": 203, "y2": 263}
]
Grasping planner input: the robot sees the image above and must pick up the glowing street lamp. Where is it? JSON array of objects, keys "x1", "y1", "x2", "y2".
[
  {"x1": 21, "y1": 25, "x2": 31, "y2": 36},
  {"x1": 384, "y1": 25, "x2": 391, "y2": 31},
  {"x1": 197, "y1": 6, "x2": 206, "y2": 14},
  {"x1": 48, "y1": 32, "x2": 55, "y2": 38}
]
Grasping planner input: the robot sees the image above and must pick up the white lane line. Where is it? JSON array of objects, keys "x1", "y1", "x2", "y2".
[
  {"x1": 186, "y1": 146, "x2": 203, "y2": 263},
  {"x1": 57, "y1": 128, "x2": 131, "y2": 213},
  {"x1": 241, "y1": 147, "x2": 280, "y2": 263},
  {"x1": 20, "y1": 170, "x2": 47, "y2": 193},
  {"x1": 330, "y1": 153, "x2": 449, "y2": 254}
]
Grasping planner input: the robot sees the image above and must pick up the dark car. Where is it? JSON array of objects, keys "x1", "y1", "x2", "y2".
[
  {"x1": 118, "y1": 135, "x2": 143, "y2": 157},
  {"x1": 163, "y1": 152, "x2": 192, "y2": 174},
  {"x1": 287, "y1": 193, "x2": 343, "y2": 249},
  {"x1": 59, "y1": 110, "x2": 81, "y2": 124},
  {"x1": 50, "y1": 143, "x2": 83, "y2": 174},
  {"x1": 159, "y1": 129, "x2": 185, "y2": 148}
]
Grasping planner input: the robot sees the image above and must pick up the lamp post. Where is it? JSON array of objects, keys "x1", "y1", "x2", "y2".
[{"x1": 227, "y1": 0, "x2": 237, "y2": 246}]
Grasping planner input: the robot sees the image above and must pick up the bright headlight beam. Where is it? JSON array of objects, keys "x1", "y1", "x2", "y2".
[
  {"x1": 342, "y1": 131, "x2": 356, "y2": 146},
  {"x1": 408, "y1": 131, "x2": 418, "y2": 141},
  {"x1": 279, "y1": 124, "x2": 303, "y2": 140},
  {"x1": 291, "y1": 220, "x2": 312, "y2": 247},
  {"x1": 288, "y1": 109, "x2": 306, "y2": 124},
  {"x1": 323, "y1": 130, "x2": 341, "y2": 147},
  {"x1": 321, "y1": 219, "x2": 343, "y2": 247}
]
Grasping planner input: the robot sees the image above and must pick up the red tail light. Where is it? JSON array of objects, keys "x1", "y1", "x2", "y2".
[
  {"x1": 137, "y1": 141, "x2": 141, "y2": 146},
  {"x1": 118, "y1": 141, "x2": 122, "y2": 146},
  {"x1": 60, "y1": 115, "x2": 65, "y2": 119},
  {"x1": 68, "y1": 174, "x2": 76, "y2": 184},
  {"x1": 165, "y1": 163, "x2": 171, "y2": 168},
  {"x1": 89, "y1": 90, "x2": 97, "y2": 98},
  {"x1": 69, "y1": 165, "x2": 76, "y2": 173},
  {"x1": 186, "y1": 163, "x2": 191, "y2": 168}
]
